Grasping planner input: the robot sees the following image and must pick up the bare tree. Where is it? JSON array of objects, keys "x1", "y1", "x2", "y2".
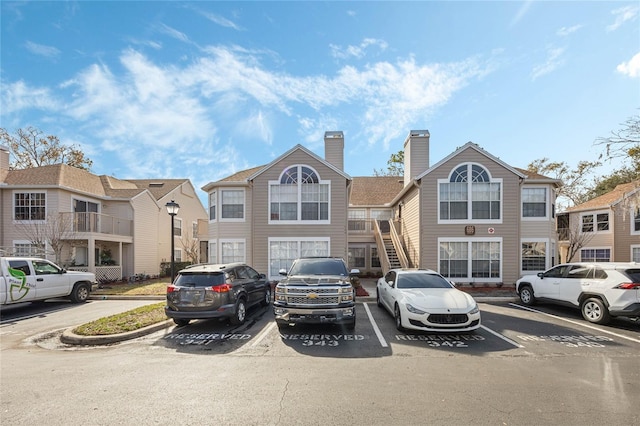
[
  {"x1": 180, "y1": 235, "x2": 200, "y2": 264},
  {"x1": 527, "y1": 158, "x2": 601, "y2": 210},
  {"x1": 594, "y1": 113, "x2": 640, "y2": 162},
  {"x1": 0, "y1": 126, "x2": 93, "y2": 171},
  {"x1": 15, "y1": 212, "x2": 76, "y2": 264},
  {"x1": 562, "y1": 221, "x2": 596, "y2": 263}
]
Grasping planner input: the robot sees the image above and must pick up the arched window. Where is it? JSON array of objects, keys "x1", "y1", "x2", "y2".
[
  {"x1": 270, "y1": 165, "x2": 330, "y2": 223},
  {"x1": 439, "y1": 163, "x2": 501, "y2": 221}
]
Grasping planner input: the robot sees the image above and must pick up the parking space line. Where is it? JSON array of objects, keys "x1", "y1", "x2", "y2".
[
  {"x1": 363, "y1": 303, "x2": 388, "y2": 348},
  {"x1": 509, "y1": 303, "x2": 640, "y2": 344},
  {"x1": 251, "y1": 321, "x2": 276, "y2": 348},
  {"x1": 479, "y1": 325, "x2": 524, "y2": 348}
]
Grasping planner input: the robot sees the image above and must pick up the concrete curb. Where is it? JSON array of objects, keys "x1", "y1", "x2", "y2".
[{"x1": 60, "y1": 319, "x2": 174, "y2": 346}]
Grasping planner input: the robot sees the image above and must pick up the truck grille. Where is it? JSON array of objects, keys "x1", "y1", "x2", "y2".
[{"x1": 288, "y1": 296, "x2": 340, "y2": 305}]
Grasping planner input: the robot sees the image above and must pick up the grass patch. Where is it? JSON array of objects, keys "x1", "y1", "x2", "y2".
[
  {"x1": 93, "y1": 279, "x2": 169, "y2": 296},
  {"x1": 73, "y1": 302, "x2": 168, "y2": 336}
]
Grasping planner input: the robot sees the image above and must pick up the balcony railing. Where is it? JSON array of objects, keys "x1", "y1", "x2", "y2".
[{"x1": 61, "y1": 212, "x2": 133, "y2": 237}]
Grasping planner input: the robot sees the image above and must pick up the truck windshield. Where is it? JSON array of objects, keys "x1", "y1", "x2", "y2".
[{"x1": 289, "y1": 259, "x2": 348, "y2": 276}]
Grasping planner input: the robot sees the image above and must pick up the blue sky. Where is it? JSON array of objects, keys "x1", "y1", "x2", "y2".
[{"x1": 1, "y1": 1, "x2": 639, "y2": 205}]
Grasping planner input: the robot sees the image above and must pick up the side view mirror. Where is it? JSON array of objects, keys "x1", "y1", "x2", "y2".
[
  {"x1": 259, "y1": 273, "x2": 267, "y2": 279},
  {"x1": 278, "y1": 269, "x2": 288, "y2": 276},
  {"x1": 350, "y1": 269, "x2": 360, "y2": 276},
  {"x1": 387, "y1": 280, "x2": 394, "y2": 287}
]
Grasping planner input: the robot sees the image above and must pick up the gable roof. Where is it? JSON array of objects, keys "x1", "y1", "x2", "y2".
[
  {"x1": 566, "y1": 180, "x2": 640, "y2": 212},
  {"x1": 3, "y1": 163, "x2": 189, "y2": 202},
  {"x1": 416, "y1": 142, "x2": 527, "y2": 181},
  {"x1": 248, "y1": 144, "x2": 351, "y2": 181},
  {"x1": 350, "y1": 176, "x2": 404, "y2": 206},
  {"x1": 201, "y1": 144, "x2": 351, "y2": 192}
]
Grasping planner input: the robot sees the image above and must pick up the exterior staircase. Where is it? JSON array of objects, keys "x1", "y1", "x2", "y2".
[{"x1": 383, "y1": 235, "x2": 402, "y2": 269}]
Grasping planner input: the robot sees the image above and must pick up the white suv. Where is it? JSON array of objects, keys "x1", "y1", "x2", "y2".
[{"x1": 515, "y1": 262, "x2": 640, "y2": 324}]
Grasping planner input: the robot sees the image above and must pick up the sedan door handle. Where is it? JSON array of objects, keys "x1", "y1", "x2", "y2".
[{"x1": 37, "y1": 278, "x2": 44, "y2": 281}]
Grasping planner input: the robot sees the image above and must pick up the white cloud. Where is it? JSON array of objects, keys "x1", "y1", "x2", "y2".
[
  {"x1": 0, "y1": 80, "x2": 58, "y2": 114},
  {"x1": 531, "y1": 47, "x2": 565, "y2": 80},
  {"x1": 617, "y1": 52, "x2": 640, "y2": 78},
  {"x1": 330, "y1": 38, "x2": 388, "y2": 60},
  {"x1": 157, "y1": 23, "x2": 191, "y2": 43},
  {"x1": 510, "y1": 0, "x2": 533, "y2": 28},
  {"x1": 557, "y1": 25, "x2": 583, "y2": 37},
  {"x1": 24, "y1": 41, "x2": 61, "y2": 58},
  {"x1": 198, "y1": 10, "x2": 243, "y2": 31},
  {"x1": 3, "y1": 44, "x2": 491, "y2": 182},
  {"x1": 607, "y1": 5, "x2": 639, "y2": 32}
]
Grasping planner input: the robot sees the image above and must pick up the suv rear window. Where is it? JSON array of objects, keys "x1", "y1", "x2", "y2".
[
  {"x1": 622, "y1": 269, "x2": 640, "y2": 282},
  {"x1": 174, "y1": 272, "x2": 226, "y2": 287}
]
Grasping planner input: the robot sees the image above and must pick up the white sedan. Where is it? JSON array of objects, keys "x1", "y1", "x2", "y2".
[{"x1": 376, "y1": 269, "x2": 481, "y2": 332}]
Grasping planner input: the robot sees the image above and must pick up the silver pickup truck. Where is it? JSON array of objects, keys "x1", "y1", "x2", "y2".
[
  {"x1": 0, "y1": 257, "x2": 97, "y2": 305},
  {"x1": 273, "y1": 257, "x2": 359, "y2": 330}
]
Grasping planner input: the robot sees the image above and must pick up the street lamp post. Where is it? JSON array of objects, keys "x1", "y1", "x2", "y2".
[{"x1": 165, "y1": 200, "x2": 180, "y2": 282}]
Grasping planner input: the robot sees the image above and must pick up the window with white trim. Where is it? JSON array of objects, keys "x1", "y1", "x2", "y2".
[
  {"x1": 439, "y1": 164, "x2": 501, "y2": 222},
  {"x1": 208, "y1": 241, "x2": 217, "y2": 264},
  {"x1": 192, "y1": 222, "x2": 198, "y2": 239},
  {"x1": 581, "y1": 212, "x2": 609, "y2": 233},
  {"x1": 14, "y1": 192, "x2": 46, "y2": 221},
  {"x1": 439, "y1": 239, "x2": 502, "y2": 281},
  {"x1": 221, "y1": 190, "x2": 244, "y2": 220},
  {"x1": 269, "y1": 165, "x2": 330, "y2": 223},
  {"x1": 371, "y1": 246, "x2": 381, "y2": 268},
  {"x1": 13, "y1": 241, "x2": 45, "y2": 257},
  {"x1": 348, "y1": 209, "x2": 366, "y2": 231},
  {"x1": 348, "y1": 247, "x2": 366, "y2": 269},
  {"x1": 522, "y1": 188, "x2": 547, "y2": 218},
  {"x1": 221, "y1": 240, "x2": 245, "y2": 263},
  {"x1": 633, "y1": 207, "x2": 640, "y2": 234},
  {"x1": 268, "y1": 238, "x2": 329, "y2": 278},
  {"x1": 174, "y1": 249, "x2": 182, "y2": 262},
  {"x1": 632, "y1": 246, "x2": 640, "y2": 262},
  {"x1": 522, "y1": 241, "x2": 546, "y2": 271},
  {"x1": 173, "y1": 217, "x2": 182, "y2": 237},
  {"x1": 580, "y1": 248, "x2": 610, "y2": 262},
  {"x1": 209, "y1": 191, "x2": 216, "y2": 221}
]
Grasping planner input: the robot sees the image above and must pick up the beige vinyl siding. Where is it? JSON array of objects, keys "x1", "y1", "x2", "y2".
[
  {"x1": 131, "y1": 192, "x2": 161, "y2": 276},
  {"x1": 418, "y1": 149, "x2": 522, "y2": 284},
  {"x1": 400, "y1": 186, "x2": 421, "y2": 267},
  {"x1": 615, "y1": 207, "x2": 640, "y2": 262},
  {"x1": 250, "y1": 150, "x2": 349, "y2": 274}
]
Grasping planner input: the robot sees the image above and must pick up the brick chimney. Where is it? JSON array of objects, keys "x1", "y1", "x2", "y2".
[
  {"x1": 403, "y1": 130, "x2": 430, "y2": 187},
  {"x1": 324, "y1": 131, "x2": 344, "y2": 171}
]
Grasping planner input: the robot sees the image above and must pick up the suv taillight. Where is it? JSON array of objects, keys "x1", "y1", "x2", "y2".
[
  {"x1": 615, "y1": 283, "x2": 640, "y2": 290},
  {"x1": 211, "y1": 284, "x2": 232, "y2": 293},
  {"x1": 167, "y1": 285, "x2": 178, "y2": 293}
]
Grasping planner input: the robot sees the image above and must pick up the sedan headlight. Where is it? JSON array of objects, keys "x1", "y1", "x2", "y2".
[
  {"x1": 468, "y1": 304, "x2": 479, "y2": 315},
  {"x1": 405, "y1": 303, "x2": 426, "y2": 314}
]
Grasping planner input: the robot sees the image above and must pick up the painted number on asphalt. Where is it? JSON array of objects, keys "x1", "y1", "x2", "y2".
[
  {"x1": 395, "y1": 334, "x2": 485, "y2": 348},
  {"x1": 280, "y1": 334, "x2": 365, "y2": 347},
  {"x1": 164, "y1": 333, "x2": 252, "y2": 346},
  {"x1": 517, "y1": 334, "x2": 614, "y2": 348}
]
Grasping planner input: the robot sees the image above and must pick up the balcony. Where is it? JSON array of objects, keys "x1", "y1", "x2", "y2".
[{"x1": 61, "y1": 212, "x2": 133, "y2": 237}]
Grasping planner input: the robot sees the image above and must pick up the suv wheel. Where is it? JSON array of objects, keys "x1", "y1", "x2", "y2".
[
  {"x1": 261, "y1": 288, "x2": 271, "y2": 307},
  {"x1": 519, "y1": 285, "x2": 536, "y2": 306},
  {"x1": 174, "y1": 318, "x2": 190, "y2": 327},
  {"x1": 581, "y1": 298, "x2": 611, "y2": 325},
  {"x1": 231, "y1": 298, "x2": 247, "y2": 325}
]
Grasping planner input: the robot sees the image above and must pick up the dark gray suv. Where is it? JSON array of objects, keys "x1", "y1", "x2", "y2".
[{"x1": 165, "y1": 263, "x2": 270, "y2": 326}]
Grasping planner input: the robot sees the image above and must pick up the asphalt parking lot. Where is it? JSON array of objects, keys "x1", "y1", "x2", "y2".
[{"x1": 155, "y1": 300, "x2": 640, "y2": 358}]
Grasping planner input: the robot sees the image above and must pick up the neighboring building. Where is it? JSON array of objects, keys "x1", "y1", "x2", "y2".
[
  {"x1": 557, "y1": 180, "x2": 640, "y2": 263},
  {"x1": 0, "y1": 145, "x2": 207, "y2": 281},
  {"x1": 203, "y1": 131, "x2": 561, "y2": 285}
]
